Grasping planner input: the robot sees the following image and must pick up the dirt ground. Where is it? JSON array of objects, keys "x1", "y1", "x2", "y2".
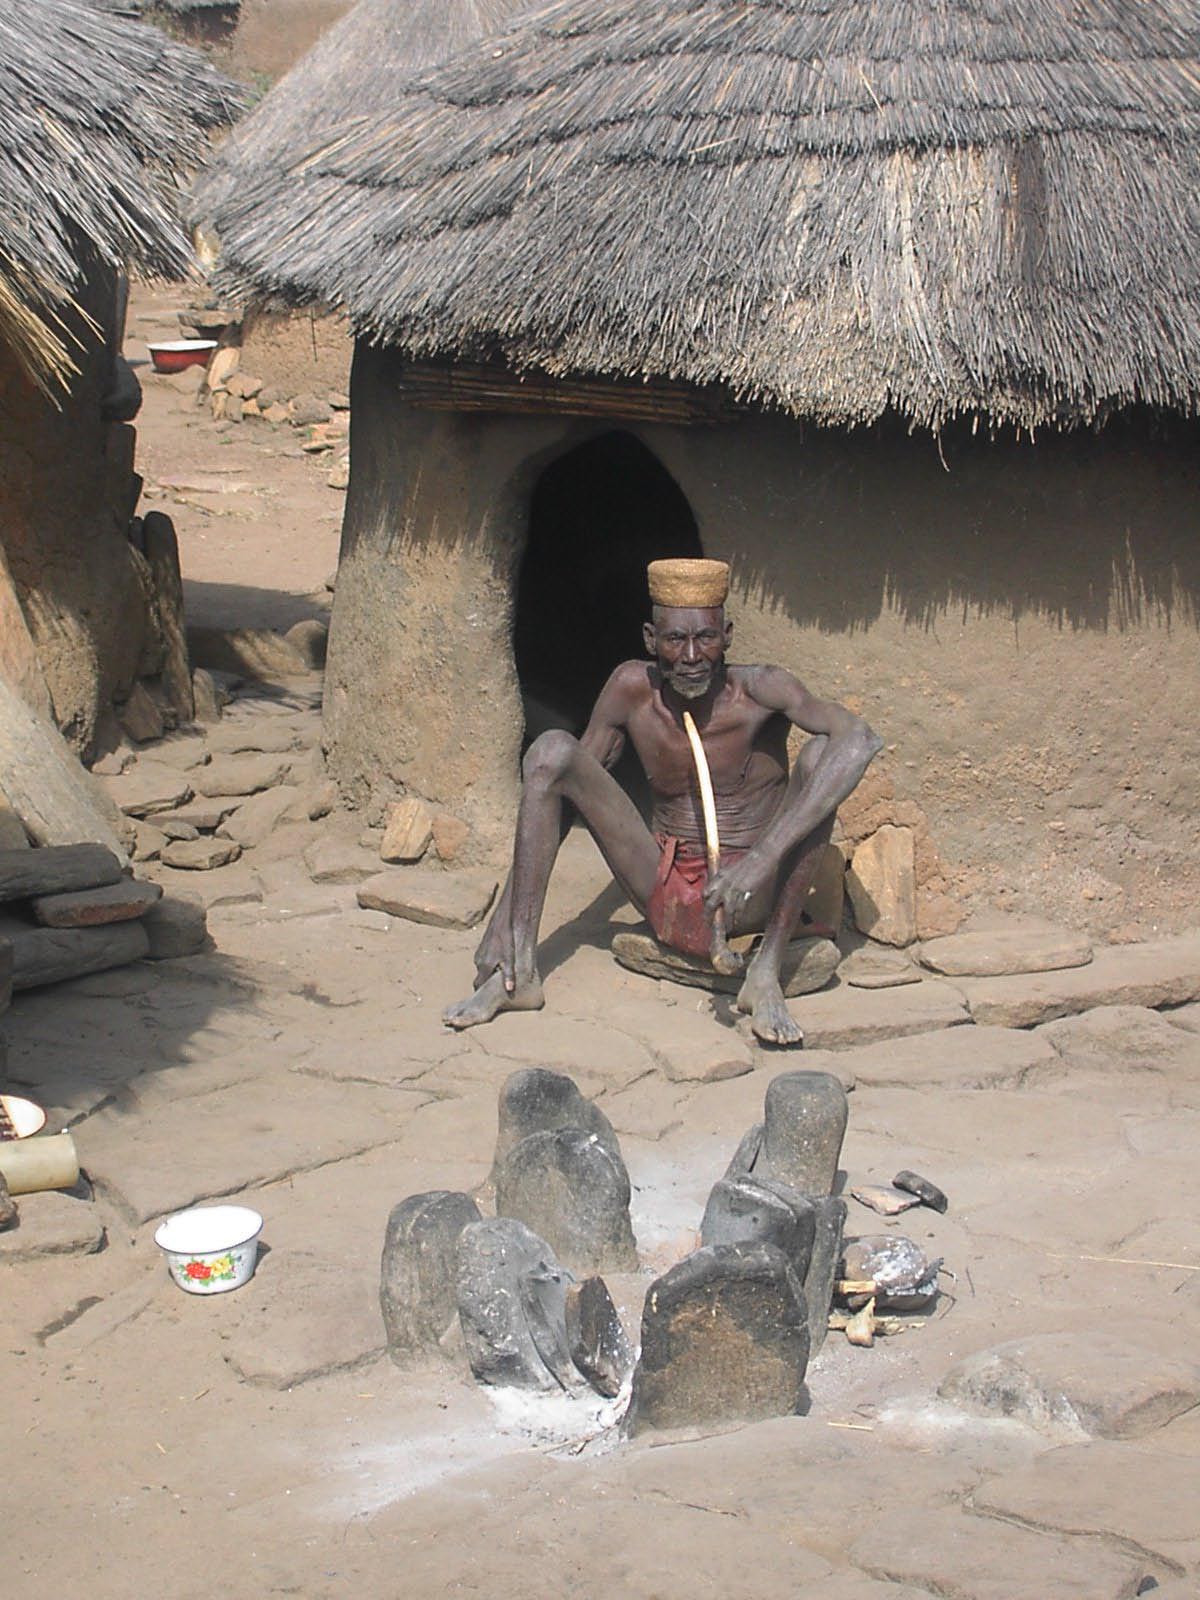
[{"x1": 2, "y1": 288, "x2": 1198, "y2": 1599}]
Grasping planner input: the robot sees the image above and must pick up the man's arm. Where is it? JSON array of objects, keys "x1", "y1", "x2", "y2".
[
  {"x1": 705, "y1": 667, "x2": 882, "y2": 917},
  {"x1": 577, "y1": 662, "x2": 640, "y2": 768}
]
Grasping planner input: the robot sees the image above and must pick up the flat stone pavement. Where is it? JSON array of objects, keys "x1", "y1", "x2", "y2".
[{"x1": 3, "y1": 827, "x2": 1199, "y2": 1599}]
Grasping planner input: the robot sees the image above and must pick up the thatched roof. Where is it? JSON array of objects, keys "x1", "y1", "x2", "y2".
[
  {"x1": 193, "y1": 0, "x2": 537, "y2": 218},
  {"x1": 199, "y1": 0, "x2": 1200, "y2": 429},
  {"x1": 0, "y1": 0, "x2": 243, "y2": 393}
]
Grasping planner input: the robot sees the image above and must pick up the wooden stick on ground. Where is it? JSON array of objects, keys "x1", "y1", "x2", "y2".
[{"x1": 680, "y1": 709, "x2": 743, "y2": 977}]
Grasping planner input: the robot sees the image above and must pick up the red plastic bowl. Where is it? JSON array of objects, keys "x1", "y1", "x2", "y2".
[{"x1": 148, "y1": 339, "x2": 218, "y2": 373}]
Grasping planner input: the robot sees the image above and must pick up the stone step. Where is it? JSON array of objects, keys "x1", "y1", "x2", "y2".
[{"x1": 949, "y1": 933, "x2": 1200, "y2": 1028}]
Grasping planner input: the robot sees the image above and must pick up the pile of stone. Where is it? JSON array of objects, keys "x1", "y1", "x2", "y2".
[
  {"x1": 380, "y1": 1064, "x2": 938, "y2": 1438},
  {"x1": 170, "y1": 344, "x2": 352, "y2": 490},
  {"x1": 0, "y1": 842, "x2": 206, "y2": 992},
  {"x1": 95, "y1": 683, "x2": 332, "y2": 873}
]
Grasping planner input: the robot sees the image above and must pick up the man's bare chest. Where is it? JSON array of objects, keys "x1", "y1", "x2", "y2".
[{"x1": 625, "y1": 697, "x2": 782, "y2": 798}]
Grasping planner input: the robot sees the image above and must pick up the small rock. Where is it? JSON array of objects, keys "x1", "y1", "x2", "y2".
[
  {"x1": 0, "y1": 1191, "x2": 105, "y2": 1260},
  {"x1": 431, "y1": 812, "x2": 469, "y2": 863},
  {"x1": 193, "y1": 753, "x2": 292, "y2": 798},
  {"x1": 846, "y1": 825, "x2": 917, "y2": 946},
  {"x1": 159, "y1": 797, "x2": 241, "y2": 832},
  {"x1": 301, "y1": 779, "x2": 337, "y2": 821},
  {"x1": 131, "y1": 821, "x2": 166, "y2": 861},
  {"x1": 455, "y1": 1218, "x2": 576, "y2": 1392},
  {"x1": 147, "y1": 735, "x2": 210, "y2": 772},
  {"x1": 919, "y1": 920, "x2": 1093, "y2": 977},
  {"x1": 842, "y1": 1235, "x2": 940, "y2": 1310},
  {"x1": 491, "y1": 1068, "x2": 624, "y2": 1187},
  {"x1": 939, "y1": 1332, "x2": 1200, "y2": 1439},
  {"x1": 209, "y1": 389, "x2": 228, "y2": 422},
  {"x1": 328, "y1": 390, "x2": 351, "y2": 410},
  {"x1": 226, "y1": 373, "x2": 262, "y2": 400},
  {"x1": 380, "y1": 1191, "x2": 482, "y2": 1365},
  {"x1": 160, "y1": 837, "x2": 241, "y2": 871},
  {"x1": 160, "y1": 818, "x2": 200, "y2": 841},
  {"x1": 242, "y1": 397, "x2": 261, "y2": 418},
  {"x1": 327, "y1": 455, "x2": 350, "y2": 491},
  {"x1": 700, "y1": 1174, "x2": 817, "y2": 1283},
  {"x1": 290, "y1": 393, "x2": 333, "y2": 426},
  {"x1": 757, "y1": 1070, "x2": 849, "y2": 1197},
  {"x1": 0, "y1": 1174, "x2": 16, "y2": 1229},
  {"x1": 494, "y1": 1127, "x2": 638, "y2": 1275},
  {"x1": 892, "y1": 1169, "x2": 949, "y2": 1212},
  {"x1": 301, "y1": 434, "x2": 333, "y2": 454},
  {"x1": 839, "y1": 946, "x2": 923, "y2": 988},
  {"x1": 628, "y1": 1242, "x2": 810, "y2": 1434},
  {"x1": 612, "y1": 930, "x2": 839, "y2": 996},
  {"x1": 218, "y1": 786, "x2": 301, "y2": 849},
  {"x1": 101, "y1": 764, "x2": 192, "y2": 819},
  {"x1": 141, "y1": 894, "x2": 208, "y2": 958},
  {"x1": 262, "y1": 401, "x2": 291, "y2": 424},
  {"x1": 356, "y1": 867, "x2": 497, "y2": 930},
  {"x1": 91, "y1": 747, "x2": 132, "y2": 778},
  {"x1": 283, "y1": 618, "x2": 328, "y2": 670},
  {"x1": 31, "y1": 879, "x2": 162, "y2": 929},
  {"x1": 850, "y1": 1182, "x2": 921, "y2": 1216},
  {"x1": 305, "y1": 837, "x2": 380, "y2": 884},
  {"x1": 225, "y1": 395, "x2": 244, "y2": 423},
  {"x1": 565, "y1": 1277, "x2": 633, "y2": 1398},
  {"x1": 380, "y1": 797, "x2": 432, "y2": 863},
  {"x1": 191, "y1": 668, "x2": 225, "y2": 724}
]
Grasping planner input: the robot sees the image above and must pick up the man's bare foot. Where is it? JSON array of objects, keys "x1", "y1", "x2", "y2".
[
  {"x1": 735, "y1": 966, "x2": 804, "y2": 1047},
  {"x1": 443, "y1": 969, "x2": 545, "y2": 1030}
]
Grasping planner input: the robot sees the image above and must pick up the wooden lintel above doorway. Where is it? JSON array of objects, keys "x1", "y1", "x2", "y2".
[{"x1": 395, "y1": 361, "x2": 735, "y2": 426}]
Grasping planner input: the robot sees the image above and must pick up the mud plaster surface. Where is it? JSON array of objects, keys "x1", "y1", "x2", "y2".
[{"x1": 2, "y1": 288, "x2": 1197, "y2": 1599}]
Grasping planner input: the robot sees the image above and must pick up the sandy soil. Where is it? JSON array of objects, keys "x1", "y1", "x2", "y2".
[{"x1": 1, "y1": 292, "x2": 1198, "y2": 1599}]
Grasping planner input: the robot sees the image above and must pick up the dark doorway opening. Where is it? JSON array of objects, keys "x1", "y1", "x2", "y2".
[{"x1": 514, "y1": 432, "x2": 703, "y2": 763}]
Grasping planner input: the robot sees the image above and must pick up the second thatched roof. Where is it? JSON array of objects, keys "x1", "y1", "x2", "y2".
[
  {"x1": 0, "y1": 0, "x2": 243, "y2": 392},
  {"x1": 199, "y1": 0, "x2": 1200, "y2": 429}
]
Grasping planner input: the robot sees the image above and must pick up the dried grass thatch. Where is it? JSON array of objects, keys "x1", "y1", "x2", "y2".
[
  {"x1": 198, "y1": 0, "x2": 1200, "y2": 430},
  {"x1": 0, "y1": 0, "x2": 244, "y2": 393}
]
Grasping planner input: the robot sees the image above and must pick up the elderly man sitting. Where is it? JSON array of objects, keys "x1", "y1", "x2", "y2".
[{"x1": 445, "y1": 559, "x2": 881, "y2": 1045}]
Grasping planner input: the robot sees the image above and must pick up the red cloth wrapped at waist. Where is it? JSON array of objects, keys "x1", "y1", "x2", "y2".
[{"x1": 645, "y1": 833, "x2": 747, "y2": 959}]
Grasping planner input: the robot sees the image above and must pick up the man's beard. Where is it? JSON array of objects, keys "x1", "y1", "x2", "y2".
[{"x1": 668, "y1": 669, "x2": 713, "y2": 699}]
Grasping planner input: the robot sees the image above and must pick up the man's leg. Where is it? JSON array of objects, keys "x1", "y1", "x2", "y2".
[
  {"x1": 444, "y1": 730, "x2": 660, "y2": 1029},
  {"x1": 732, "y1": 736, "x2": 835, "y2": 1046}
]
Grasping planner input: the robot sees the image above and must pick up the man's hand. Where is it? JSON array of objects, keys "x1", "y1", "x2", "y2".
[
  {"x1": 473, "y1": 921, "x2": 517, "y2": 993},
  {"x1": 703, "y1": 849, "x2": 773, "y2": 924}
]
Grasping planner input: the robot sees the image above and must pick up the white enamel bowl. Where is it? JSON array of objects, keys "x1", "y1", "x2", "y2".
[{"x1": 154, "y1": 1204, "x2": 263, "y2": 1295}]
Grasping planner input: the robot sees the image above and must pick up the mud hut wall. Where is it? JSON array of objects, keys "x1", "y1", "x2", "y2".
[
  {"x1": 0, "y1": 262, "x2": 152, "y2": 752},
  {"x1": 324, "y1": 343, "x2": 575, "y2": 850},
  {"x1": 646, "y1": 414, "x2": 1200, "y2": 933}
]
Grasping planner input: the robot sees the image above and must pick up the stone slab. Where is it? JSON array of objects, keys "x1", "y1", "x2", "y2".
[
  {"x1": 849, "y1": 1505, "x2": 1141, "y2": 1600},
  {"x1": 0, "y1": 843, "x2": 123, "y2": 902},
  {"x1": 73, "y1": 1075, "x2": 430, "y2": 1224},
  {"x1": 1031, "y1": 1004, "x2": 1200, "y2": 1083},
  {"x1": 380, "y1": 798, "x2": 433, "y2": 863},
  {"x1": 974, "y1": 1441, "x2": 1200, "y2": 1570},
  {"x1": 357, "y1": 868, "x2": 498, "y2": 930},
  {"x1": 1, "y1": 916, "x2": 150, "y2": 990},
  {"x1": 305, "y1": 837, "x2": 381, "y2": 884},
  {"x1": 161, "y1": 837, "x2": 241, "y2": 871},
  {"x1": 918, "y1": 921, "x2": 1092, "y2": 977},
  {"x1": 1164, "y1": 1000, "x2": 1200, "y2": 1035},
  {"x1": 193, "y1": 753, "x2": 292, "y2": 798},
  {"x1": 217, "y1": 785, "x2": 301, "y2": 848},
  {"x1": 31, "y1": 878, "x2": 162, "y2": 928},
  {"x1": 838, "y1": 946, "x2": 923, "y2": 988},
  {"x1": 846, "y1": 825, "x2": 916, "y2": 946},
  {"x1": 783, "y1": 978, "x2": 969, "y2": 1049},
  {"x1": 0, "y1": 1191, "x2": 106, "y2": 1261},
  {"x1": 158, "y1": 797, "x2": 242, "y2": 832},
  {"x1": 612, "y1": 929, "x2": 840, "y2": 997},
  {"x1": 939, "y1": 1331, "x2": 1200, "y2": 1439},
  {"x1": 952, "y1": 934, "x2": 1200, "y2": 1028},
  {"x1": 140, "y1": 894, "x2": 209, "y2": 959},
  {"x1": 829, "y1": 1024, "x2": 1058, "y2": 1090},
  {"x1": 100, "y1": 765, "x2": 193, "y2": 818}
]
